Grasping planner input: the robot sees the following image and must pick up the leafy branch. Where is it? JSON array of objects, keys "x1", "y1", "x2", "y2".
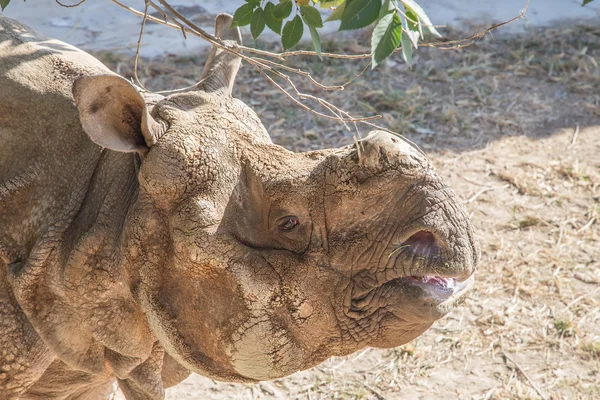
[
  {"x1": 1, "y1": 0, "x2": 528, "y2": 140},
  {"x1": 230, "y1": 0, "x2": 441, "y2": 68}
]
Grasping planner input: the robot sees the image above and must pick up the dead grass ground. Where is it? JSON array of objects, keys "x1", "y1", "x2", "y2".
[{"x1": 102, "y1": 23, "x2": 600, "y2": 400}]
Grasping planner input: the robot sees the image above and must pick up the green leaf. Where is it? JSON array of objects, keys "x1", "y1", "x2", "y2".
[
  {"x1": 371, "y1": 12, "x2": 402, "y2": 68},
  {"x1": 282, "y1": 15, "x2": 304, "y2": 50},
  {"x1": 401, "y1": 28, "x2": 413, "y2": 66},
  {"x1": 403, "y1": 9, "x2": 420, "y2": 47},
  {"x1": 401, "y1": 0, "x2": 441, "y2": 37},
  {"x1": 273, "y1": 0, "x2": 293, "y2": 20},
  {"x1": 245, "y1": 0, "x2": 261, "y2": 5},
  {"x1": 300, "y1": 5, "x2": 324, "y2": 28},
  {"x1": 251, "y1": 7, "x2": 266, "y2": 40},
  {"x1": 582, "y1": 0, "x2": 594, "y2": 5},
  {"x1": 320, "y1": 0, "x2": 344, "y2": 8},
  {"x1": 379, "y1": 0, "x2": 394, "y2": 20},
  {"x1": 0, "y1": 0, "x2": 11, "y2": 12},
  {"x1": 325, "y1": 2, "x2": 346, "y2": 21},
  {"x1": 308, "y1": 24, "x2": 322, "y2": 59},
  {"x1": 264, "y1": 2, "x2": 283, "y2": 34},
  {"x1": 340, "y1": 0, "x2": 381, "y2": 31},
  {"x1": 231, "y1": 3, "x2": 257, "y2": 27}
]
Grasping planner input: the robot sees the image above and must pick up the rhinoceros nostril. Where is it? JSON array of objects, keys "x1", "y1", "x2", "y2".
[{"x1": 402, "y1": 230, "x2": 438, "y2": 258}]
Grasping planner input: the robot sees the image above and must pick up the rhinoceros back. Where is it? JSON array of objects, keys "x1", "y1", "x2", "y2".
[{"x1": 0, "y1": 14, "x2": 112, "y2": 263}]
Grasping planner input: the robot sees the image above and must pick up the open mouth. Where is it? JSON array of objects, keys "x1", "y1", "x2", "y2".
[
  {"x1": 348, "y1": 229, "x2": 475, "y2": 319},
  {"x1": 393, "y1": 229, "x2": 474, "y2": 302},
  {"x1": 400, "y1": 274, "x2": 473, "y2": 302}
]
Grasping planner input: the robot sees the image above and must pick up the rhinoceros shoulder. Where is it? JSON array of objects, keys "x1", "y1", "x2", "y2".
[{"x1": 0, "y1": 14, "x2": 111, "y2": 96}]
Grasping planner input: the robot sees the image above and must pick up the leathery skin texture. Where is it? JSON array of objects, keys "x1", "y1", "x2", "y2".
[{"x1": 0, "y1": 12, "x2": 479, "y2": 400}]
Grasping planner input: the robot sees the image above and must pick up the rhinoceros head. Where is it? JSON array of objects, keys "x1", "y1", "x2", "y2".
[{"x1": 72, "y1": 15, "x2": 478, "y2": 382}]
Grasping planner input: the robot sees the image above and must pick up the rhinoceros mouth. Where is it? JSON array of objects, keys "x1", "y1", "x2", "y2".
[
  {"x1": 398, "y1": 273, "x2": 474, "y2": 303},
  {"x1": 347, "y1": 227, "x2": 475, "y2": 323},
  {"x1": 391, "y1": 228, "x2": 474, "y2": 302}
]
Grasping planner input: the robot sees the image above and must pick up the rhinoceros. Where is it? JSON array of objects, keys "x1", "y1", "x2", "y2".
[{"x1": 0, "y1": 12, "x2": 478, "y2": 400}]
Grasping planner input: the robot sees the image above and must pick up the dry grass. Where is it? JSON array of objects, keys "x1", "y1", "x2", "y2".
[{"x1": 104, "y1": 23, "x2": 600, "y2": 400}]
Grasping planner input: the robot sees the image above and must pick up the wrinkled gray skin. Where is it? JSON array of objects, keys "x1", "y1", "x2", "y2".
[{"x1": 0, "y1": 13, "x2": 479, "y2": 400}]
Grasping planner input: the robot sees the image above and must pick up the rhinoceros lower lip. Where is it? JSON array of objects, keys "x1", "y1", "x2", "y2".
[{"x1": 400, "y1": 273, "x2": 473, "y2": 301}]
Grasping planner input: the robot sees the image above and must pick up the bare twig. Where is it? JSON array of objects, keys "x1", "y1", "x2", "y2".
[
  {"x1": 576, "y1": 217, "x2": 596, "y2": 233},
  {"x1": 569, "y1": 124, "x2": 580, "y2": 147},
  {"x1": 133, "y1": 1, "x2": 150, "y2": 91},
  {"x1": 250, "y1": 57, "x2": 344, "y2": 91},
  {"x1": 359, "y1": 381, "x2": 387, "y2": 400},
  {"x1": 111, "y1": 1, "x2": 194, "y2": 39},
  {"x1": 501, "y1": 349, "x2": 548, "y2": 400},
  {"x1": 154, "y1": 0, "x2": 225, "y2": 49},
  {"x1": 342, "y1": 60, "x2": 373, "y2": 88},
  {"x1": 562, "y1": 287, "x2": 600, "y2": 312},
  {"x1": 251, "y1": 63, "x2": 378, "y2": 123},
  {"x1": 55, "y1": 0, "x2": 86, "y2": 7},
  {"x1": 103, "y1": 0, "x2": 525, "y2": 141},
  {"x1": 466, "y1": 187, "x2": 495, "y2": 204},
  {"x1": 146, "y1": 0, "x2": 187, "y2": 39},
  {"x1": 116, "y1": 0, "x2": 368, "y2": 124}
]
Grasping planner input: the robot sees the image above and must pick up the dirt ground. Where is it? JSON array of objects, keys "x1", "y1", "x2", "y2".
[{"x1": 104, "y1": 23, "x2": 600, "y2": 400}]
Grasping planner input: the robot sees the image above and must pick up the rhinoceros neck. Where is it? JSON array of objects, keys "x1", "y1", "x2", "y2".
[
  {"x1": 5, "y1": 145, "x2": 154, "y2": 373},
  {"x1": 1, "y1": 15, "x2": 156, "y2": 374}
]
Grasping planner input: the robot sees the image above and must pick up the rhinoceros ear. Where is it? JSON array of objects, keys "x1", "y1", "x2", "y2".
[
  {"x1": 196, "y1": 14, "x2": 242, "y2": 95},
  {"x1": 73, "y1": 75, "x2": 164, "y2": 153}
]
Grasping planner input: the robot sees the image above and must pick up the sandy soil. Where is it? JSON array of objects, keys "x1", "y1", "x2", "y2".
[{"x1": 100, "y1": 18, "x2": 600, "y2": 400}]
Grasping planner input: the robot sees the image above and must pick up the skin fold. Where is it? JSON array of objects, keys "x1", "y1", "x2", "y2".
[{"x1": 0, "y1": 13, "x2": 479, "y2": 400}]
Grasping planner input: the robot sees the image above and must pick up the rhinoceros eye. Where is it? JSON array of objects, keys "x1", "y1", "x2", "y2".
[{"x1": 278, "y1": 216, "x2": 299, "y2": 231}]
